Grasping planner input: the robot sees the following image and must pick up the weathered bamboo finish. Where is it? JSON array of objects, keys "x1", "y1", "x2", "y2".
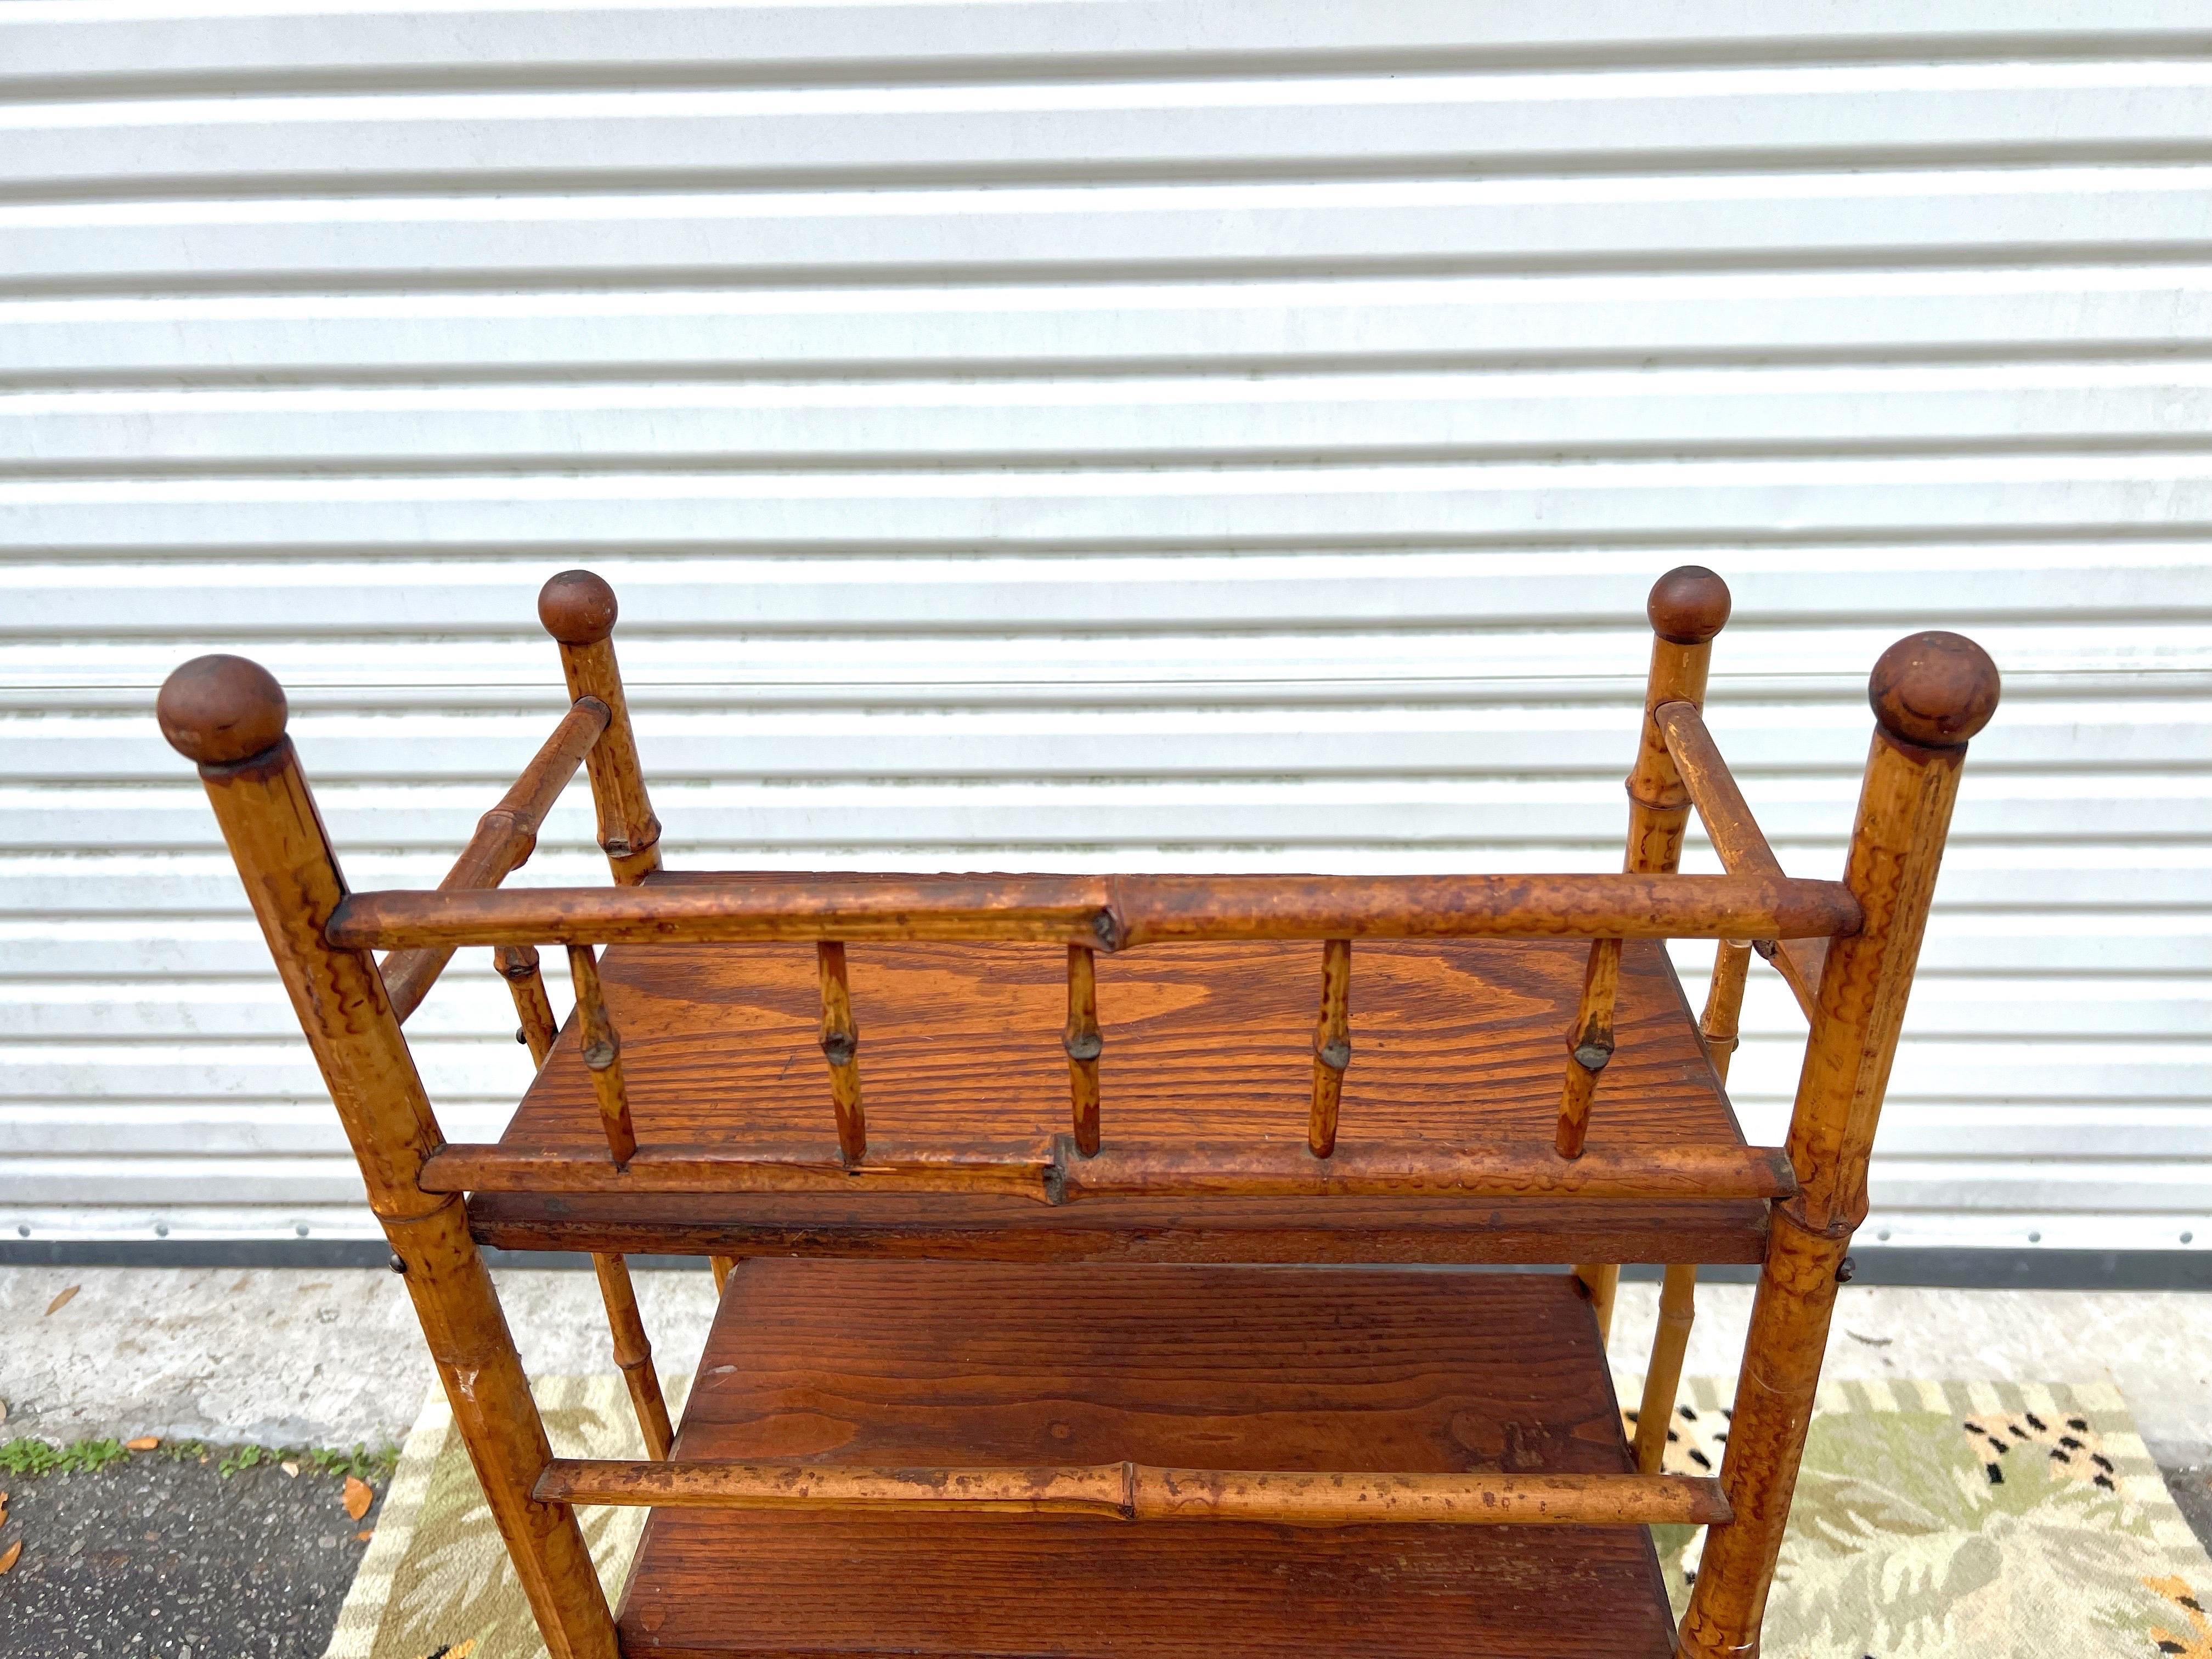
[
  {"x1": 1064, "y1": 943, "x2": 1102, "y2": 1157},
  {"x1": 565, "y1": 943, "x2": 636, "y2": 1166},
  {"x1": 1554, "y1": 938, "x2": 1621, "y2": 1159},
  {"x1": 539, "y1": 571, "x2": 662, "y2": 887},
  {"x1": 591, "y1": 1252, "x2": 674, "y2": 1459},
  {"x1": 154, "y1": 657, "x2": 616, "y2": 1659},
  {"x1": 328, "y1": 870, "x2": 1861, "y2": 953},
  {"x1": 817, "y1": 941, "x2": 866, "y2": 1165},
  {"x1": 497, "y1": 943, "x2": 561, "y2": 1066},
  {"x1": 1308, "y1": 938, "x2": 1352, "y2": 1158},
  {"x1": 1678, "y1": 633, "x2": 1997, "y2": 1659},
  {"x1": 421, "y1": 1137, "x2": 1796, "y2": 1204},
  {"x1": 534, "y1": 1458, "x2": 1730, "y2": 1527},
  {"x1": 1700, "y1": 940, "x2": 1753, "y2": 1086}
]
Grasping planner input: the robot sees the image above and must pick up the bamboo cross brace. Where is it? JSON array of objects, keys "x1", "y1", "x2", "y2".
[
  {"x1": 817, "y1": 941, "x2": 865, "y2": 1165},
  {"x1": 1064, "y1": 943, "x2": 1102, "y2": 1157},
  {"x1": 378, "y1": 696, "x2": 610, "y2": 1022},
  {"x1": 533, "y1": 1459, "x2": 1731, "y2": 1527},
  {"x1": 1657, "y1": 699, "x2": 1827, "y2": 1019},
  {"x1": 496, "y1": 943, "x2": 560, "y2": 1067},
  {"x1": 1308, "y1": 938, "x2": 1352, "y2": 1158},
  {"x1": 566, "y1": 943, "x2": 636, "y2": 1166}
]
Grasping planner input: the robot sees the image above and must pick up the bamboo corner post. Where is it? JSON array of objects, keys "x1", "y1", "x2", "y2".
[
  {"x1": 1678, "y1": 631, "x2": 1999, "y2": 1659},
  {"x1": 1558, "y1": 566, "x2": 1730, "y2": 1160},
  {"x1": 540, "y1": 570, "x2": 662, "y2": 886},
  {"x1": 154, "y1": 656, "x2": 617, "y2": 1659},
  {"x1": 1567, "y1": 567, "x2": 1729, "y2": 1364}
]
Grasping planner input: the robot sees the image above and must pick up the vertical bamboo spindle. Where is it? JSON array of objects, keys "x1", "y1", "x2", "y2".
[
  {"x1": 1558, "y1": 566, "x2": 1730, "y2": 1161},
  {"x1": 155, "y1": 657, "x2": 616, "y2": 1659},
  {"x1": 1679, "y1": 633, "x2": 1997, "y2": 1659},
  {"x1": 710, "y1": 1256, "x2": 737, "y2": 1295},
  {"x1": 1308, "y1": 939, "x2": 1352, "y2": 1158},
  {"x1": 818, "y1": 941, "x2": 866, "y2": 1165},
  {"x1": 1633, "y1": 940, "x2": 1752, "y2": 1475},
  {"x1": 566, "y1": 943, "x2": 637, "y2": 1166},
  {"x1": 592, "y1": 1252, "x2": 674, "y2": 1459},
  {"x1": 539, "y1": 571, "x2": 662, "y2": 887},
  {"x1": 497, "y1": 943, "x2": 560, "y2": 1066},
  {"x1": 1065, "y1": 944, "x2": 1103, "y2": 1156}
]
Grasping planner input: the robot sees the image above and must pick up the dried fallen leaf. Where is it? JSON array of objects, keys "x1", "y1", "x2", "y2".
[
  {"x1": 44, "y1": 1285, "x2": 78, "y2": 1316},
  {"x1": 0, "y1": 1500, "x2": 9, "y2": 1528},
  {"x1": 354, "y1": 1529, "x2": 373, "y2": 1543},
  {"x1": 0, "y1": 1541, "x2": 20, "y2": 1576},
  {"x1": 342, "y1": 1475, "x2": 373, "y2": 1521},
  {"x1": 279, "y1": 1460, "x2": 300, "y2": 1478},
  {"x1": 125, "y1": 1436, "x2": 159, "y2": 1452}
]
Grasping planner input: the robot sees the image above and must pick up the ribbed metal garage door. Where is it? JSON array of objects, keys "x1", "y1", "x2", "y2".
[{"x1": 1, "y1": 4, "x2": 2206, "y2": 1252}]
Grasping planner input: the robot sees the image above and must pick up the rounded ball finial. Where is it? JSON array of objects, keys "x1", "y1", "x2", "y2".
[
  {"x1": 538, "y1": 569, "x2": 618, "y2": 645},
  {"x1": 1869, "y1": 631, "x2": 2000, "y2": 749},
  {"x1": 1646, "y1": 566, "x2": 1732, "y2": 644},
  {"x1": 156, "y1": 654, "x2": 289, "y2": 766}
]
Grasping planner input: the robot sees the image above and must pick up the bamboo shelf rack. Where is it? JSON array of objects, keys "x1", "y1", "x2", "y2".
[{"x1": 160, "y1": 566, "x2": 1999, "y2": 1659}]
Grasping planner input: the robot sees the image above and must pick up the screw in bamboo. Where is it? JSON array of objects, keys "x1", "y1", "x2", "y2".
[
  {"x1": 1555, "y1": 568, "x2": 1731, "y2": 1162},
  {"x1": 1630, "y1": 938, "x2": 1753, "y2": 1476},
  {"x1": 591, "y1": 1252, "x2": 674, "y2": 1459},
  {"x1": 1678, "y1": 631, "x2": 1999, "y2": 1659},
  {"x1": 539, "y1": 571, "x2": 662, "y2": 887},
  {"x1": 1064, "y1": 943, "x2": 1103, "y2": 1156},
  {"x1": 817, "y1": 941, "x2": 866, "y2": 1164},
  {"x1": 1307, "y1": 938, "x2": 1352, "y2": 1158},
  {"x1": 565, "y1": 943, "x2": 637, "y2": 1167},
  {"x1": 155, "y1": 656, "x2": 616, "y2": 1659},
  {"x1": 496, "y1": 943, "x2": 561, "y2": 1065}
]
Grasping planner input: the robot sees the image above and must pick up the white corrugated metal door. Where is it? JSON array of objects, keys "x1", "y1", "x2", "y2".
[{"x1": 1, "y1": 3, "x2": 2206, "y2": 1252}]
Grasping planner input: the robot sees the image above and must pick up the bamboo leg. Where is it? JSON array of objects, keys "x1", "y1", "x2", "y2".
[
  {"x1": 566, "y1": 943, "x2": 636, "y2": 1166},
  {"x1": 1308, "y1": 938, "x2": 1352, "y2": 1158},
  {"x1": 156, "y1": 657, "x2": 616, "y2": 1659},
  {"x1": 1679, "y1": 633, "x2": 1997, "y2": 1658},
  {"x1": 1065, "y1": 943, "x2": 1102, "y2": 1156},
  {"x1": 592, "y1": 1252, "x2": 674, "y2": 1459},
  {"x1": 540, "y1": 571, "x2": 662, "y2": 887},
  {"x1": 1574, "y1": 1262, "x2": 1621, "y2": 1346},
  {"x1": 1572, "y1": 567, "x2": 1733, "y2": 1325},
  {"x1": 818, "y1": 941, "x2": 865, "y2": 1164},
  {"x1": 1633, "y1": 939, "x2": 1748, "y2": 1472},
  {"x1": 1634, "y1": 1265, "x2": 1698, "y2": 1474}
]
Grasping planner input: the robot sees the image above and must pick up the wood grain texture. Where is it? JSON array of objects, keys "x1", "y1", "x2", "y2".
[
  {"x1": 499, "y1": 936, "x2": 1744, "y2": 1162},
  {"x1": 469, "y1": 1189, "x2": 1773, "y2": 1265},
  {"x1": 618, "y1": 1260, "x2": 1675, "y2": 1658}
]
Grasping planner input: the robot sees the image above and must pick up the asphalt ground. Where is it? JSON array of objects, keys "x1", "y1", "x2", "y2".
[{"x1": 0, "y1": 1449, "x2": 382, "y2": 1659}]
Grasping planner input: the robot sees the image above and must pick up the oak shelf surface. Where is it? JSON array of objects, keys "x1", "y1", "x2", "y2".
[{"x1": 617, "y1": 1260, "x2": 1677, "y2": 1658}]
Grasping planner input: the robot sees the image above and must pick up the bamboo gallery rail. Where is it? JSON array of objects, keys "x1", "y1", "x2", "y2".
[{"x1": 532, "y1": 1458, "x2": 1731, "y2": 1528}]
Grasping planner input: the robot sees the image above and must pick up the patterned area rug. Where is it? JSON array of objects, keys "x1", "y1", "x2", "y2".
[{"x1": 326, "y1": 1373, "x2": 2212, "y2": 1659}]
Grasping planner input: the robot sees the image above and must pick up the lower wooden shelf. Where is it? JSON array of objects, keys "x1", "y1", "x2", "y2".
[{"x1": 617, "y1": 1260, "x2": 1678, "y2": 1658}]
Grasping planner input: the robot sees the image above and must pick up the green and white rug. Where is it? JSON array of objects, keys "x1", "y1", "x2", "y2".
[{"x1": 326, "y1": 1373, "x2": 2212, "y2": 1659}]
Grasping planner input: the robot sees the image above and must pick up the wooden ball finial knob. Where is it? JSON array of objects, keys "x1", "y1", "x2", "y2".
[
  {"x1": 1646, "y1": 566, "x2": 1731, "y2": 644},
  {"x1": 1869, "y1": 631, "x2": 2000, "y2": 749},
  {"x1": 156, "y1": 654, "x2": 289, "y2": 765},
  {"x1": 538, "y1": 569, "x2": 618, "y2": 645}
]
